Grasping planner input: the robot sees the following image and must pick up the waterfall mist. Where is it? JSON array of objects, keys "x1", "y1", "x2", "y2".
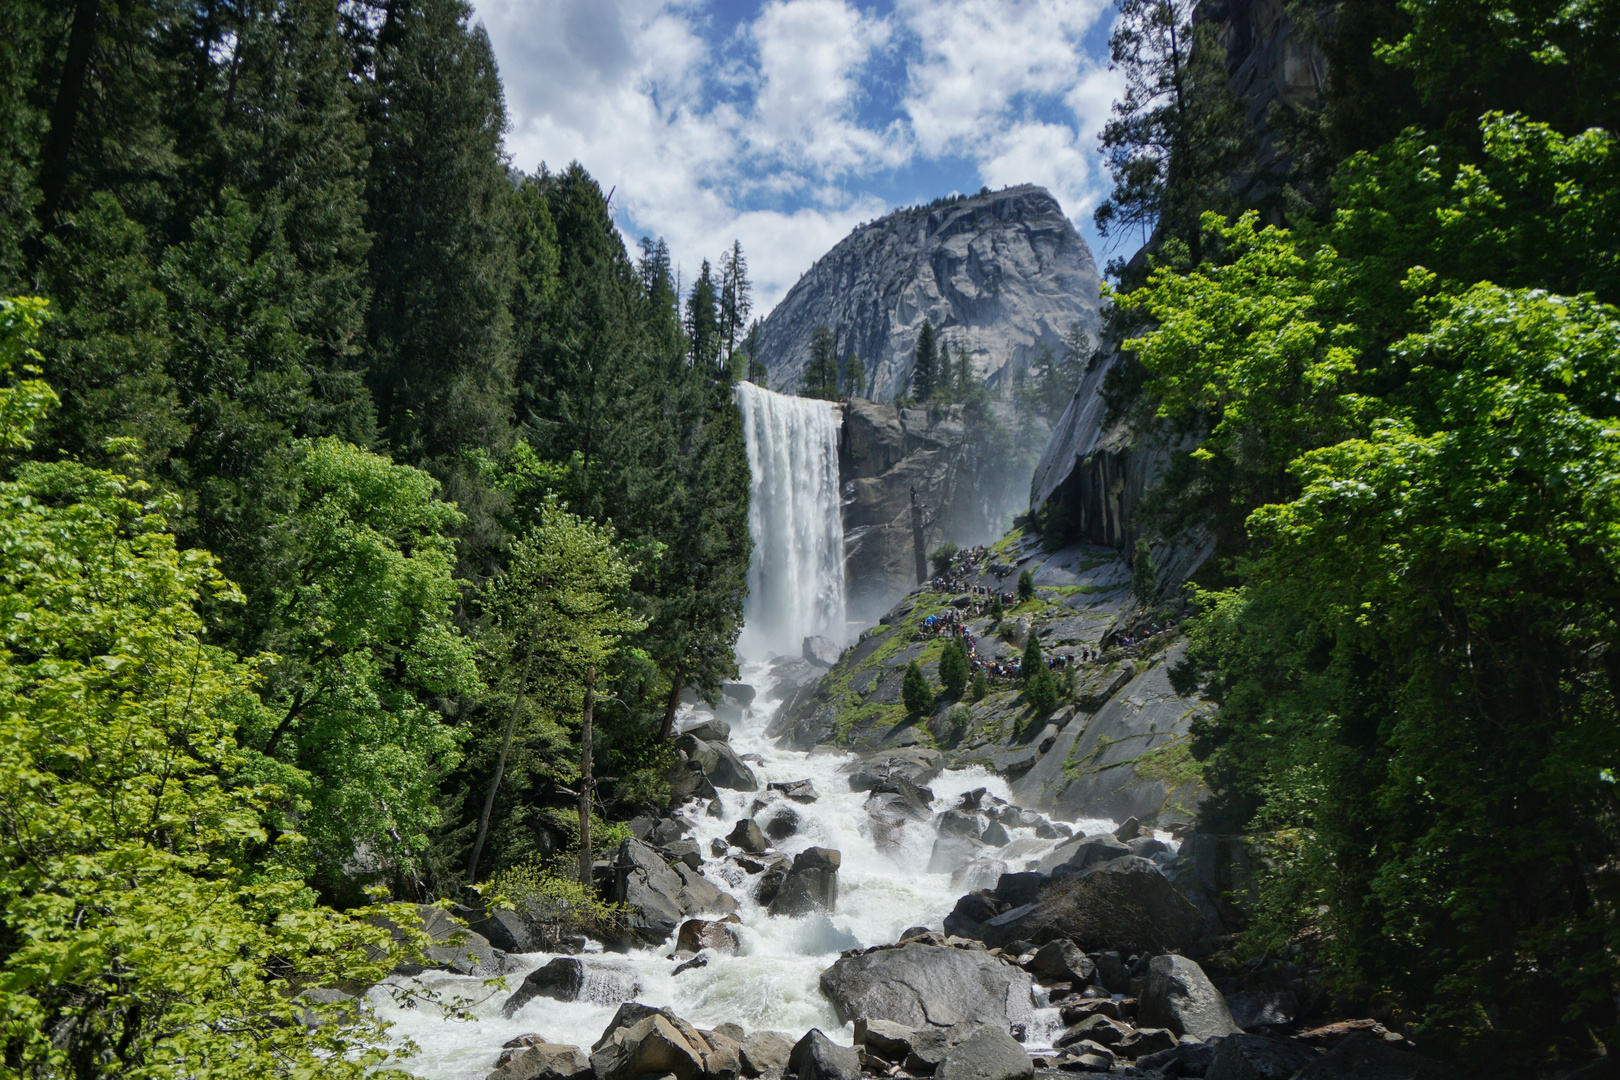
[{"x1": 734, "y1": 382, "x2": 846, "y2": 659}]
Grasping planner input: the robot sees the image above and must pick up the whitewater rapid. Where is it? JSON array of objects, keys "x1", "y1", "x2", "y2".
[{"x1": 372, "y1": 658, "x2": 1114, "y2": 1078}]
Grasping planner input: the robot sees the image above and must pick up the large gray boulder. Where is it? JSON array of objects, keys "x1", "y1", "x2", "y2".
[
  {"x1": 588, "y1": 1005, "x2": 739, "y2": 1080},
  {"x1": 936, "y1": 1026, "x2": 1034, "y2": 1080},
  {"x1": 768, "y1": 847, "x2": 840, "y2": 917},
  {"x1": 1036, "y1": 834, "x2": 1132, "y2": 875},
  {"x1": 1206, "y1": 1033, "x2": 1321, "y2": 1080},
  {"x1": 803, "y1": 636, "x2": 843, "y2": 668},
  {"x1": 979, "y1": 857, "x2": 1204, "y2": 954},
  {"x1": 385, "y1": 905, "x2": 511, "y2": 977},
  {"x1": 607, "y1": 839, "x2": 735, "y2": 948},
  {"x1": 789, "y1": 1030, "x2": 861, "y2": 1080},
  {"x1": 1140, "y1": 954, "x2": 1241, "y2": 1041},
  {"x1": 819, "y1": 943, "x2": 1034, "y2": 1030},
  {"x1": 676, "y1": 733, "x2": 760, "y2": 792},
  {"x1": 487, "y1": 1041, "x2": 591, "y2": 1080},
  {"x1": 502, "y1": 957, "x2": 643, "y2": 1017},
  {"x1": 739, "y1": 1031, "x2": 794, "y2": 1076}
]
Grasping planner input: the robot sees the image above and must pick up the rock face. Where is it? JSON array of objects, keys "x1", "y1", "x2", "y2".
[
  {"x1": 768, "y1": 847, "x2": 841, "y2": 917},
  {"x1": 1139, "y1": 954, "x2": 1241, "y2": 1041},
  {"x1": 818, "y1": 943, "x2": 1035, "y2": 1030},
  {"x1": 936, "y1": 1026, "x2": 1035, "y2": 1080},
  {"x1": 607, "y1": 838, "x2": 738, "y2": 948},
  {"x1": 757, "y1": 185, "x2": 1101, "y2": 403}
]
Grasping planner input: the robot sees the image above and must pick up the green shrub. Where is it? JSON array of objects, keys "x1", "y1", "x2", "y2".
[
  {"x1": 947, "y1": 704, "x2": 974, "y2": 742},
  {"x1": 1022, "y1": 630, "x2": 1044, "y2": 679},
  {"x1": 971, "y1": 670, "x2": 990, "y2": 702},
  {"x1": 1017, "y1": 568, "x2": 1035, "y2": 601},
  {"x1": 990, "y1": 595, "x2": 1004, "y2": 621},
  {"x1": 939, "y1": 640, "x2": 969, "y2": 698},
  {"x1": 1131, "y1": 537, "x2": 1157, "y2": 604},
  {"x1": 902, "y1": 660, "x2": 934, "y2": 717},
  {"x1": 485, "y1": 858, "x2": 624, "y2": 949},
  {"x1": 929, "y1": 542, "x2": 959, "y2": 578}
]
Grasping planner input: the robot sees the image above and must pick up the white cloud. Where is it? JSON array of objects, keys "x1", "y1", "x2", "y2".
[{"x1": 472, "y1": 0, "x2": 1122, "y2": 316}]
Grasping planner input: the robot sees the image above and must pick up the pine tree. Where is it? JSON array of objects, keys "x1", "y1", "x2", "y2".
[
  {"x1": 744, "y1": 318, "x2": 767, "y2": 383},
  {"x1": 686, "y1": 259, "x2": 720, "y2": 372},
  {"x1": 902, "y1": 660, "x2": 934, "y2": 718},
  {"x1": 844, "y1": 354, "x2": 865, "y2": 399},
  {"x1": 1018, "y1": 567, "x2": 1035, "y2": 602},
  {"x1": 912, "y1": 320, "x2": 937, "y2": 400},
  {"x1": 940, "y1": 640, "x2": 969, "y2": 699},
  {"x1": 1022, "y1": 628, "x2": 1043, "y2": 679},
  {"x1": 359, "y1": 0, "x2": 516, "y2": 468},
  {"x1": 718, "y1": 239, "x2": 751, "y2": 365},
  {"x1": 800, "y1": 323, "x2": 838, "y2": 399}
]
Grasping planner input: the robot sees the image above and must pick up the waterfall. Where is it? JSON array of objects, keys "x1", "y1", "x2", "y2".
[{"x1": 734, "y1": 382, "x2": 846, "y2": 659}]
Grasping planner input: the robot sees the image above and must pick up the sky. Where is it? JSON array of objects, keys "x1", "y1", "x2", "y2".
[{"x1": 472, "y1": 0, "x2": 1130, "y2": 317}]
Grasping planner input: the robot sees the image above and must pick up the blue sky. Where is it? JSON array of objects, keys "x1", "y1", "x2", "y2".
[{"x1": 473, "y1": 0, "x2": 1132, "y2": 316}]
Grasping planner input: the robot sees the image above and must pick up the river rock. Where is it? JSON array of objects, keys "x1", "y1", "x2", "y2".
[
  {"x1": 819, "y1": 943, "x2": 1035, "y2": 1030},
  {"x1": 754, "y1": 856, "x2": 791, "y2": 906},
  {"x1": 951, "y1": 857, "x2": 1009, "y2": 894},
  {"x1": 928, "y1": 833, "x2": 990, "y2": 874},
  {"x1": 1055, "y1": 1014, "x2": 1129, "y2": 1049},
  {"x1": 728, "y1": 819, "x2": 769, "y2": 854},
  {"x1": 847, "y1": 750, "x2": 944, "y2": 793},
  {"x1": 1205, "y1": 1032, "x2": 1320, "y2": 1079},
  {"x1": 937, "y1": 1026, "x2": 1034, "y2": 1080},
  {"x1": 987, "y1": 857, "x2": 1205, "y2": 953},
  {"x1": 768, "y1": 779, "x2": 818, "y2": 803},
  {"x1": 993, "y1": 872, "x2": 1046, "y2": 908},
  {"x1": 468, "y1": 906, "x2": 538, "y2": 954},
  {"x1": 696, "y1": 736, "x2": 761, "y2": 791},
  {"x1": 1037, "y1": 834, "x2": 1131, "y2": 874},
  {"x1": 1027, "y1": 940, "x2": 1093, "y2": 985},
  {"x1": 980, "y1": 821, "x2": 1012, "y2": 847},
  {"x1": 740, "y1": 1031, "x2": 794, "y2": 1076},
  {"x1": 488, "y1": 1041, "x2": 591, "y2": 1080},
  {"x1": 857, "y1": 1018, "x2": 919, "y2": 1061},
  {"x1": 803, "y1": 636, "x2": 842, "y2": 668},
  {"x1": 789, "y1": 1030, "x2": 860, "y2": 1080},
  {"x1": 1140, "y1": 954, "x2": 1240, "y2": 1041},
  {"x1": 502, "y1": 958, "x2": 642, "y2": 1017},
  {"x1": 588, "y1": 1005, "x2": 738, "y2": 1080},
  {"x1": 942, "y1": 891, "x2": 999, "y2": 939},
  {"x1": 676, "y1": 917, "x2": 741, "y2": 955},
  {"x1": 683, "y1": 718, "x2": 733, "y2": 744},
  {"x1": 762, "y1": 805, "x2": 800, "y2": 842},
  {"x1": 608, "y1": 839, "x2": 734, "y2": 948},
  {"x1": 661, "y1": 838, "x2": 704, "y2": 871},
  {"x1": 1114, "y1": 1028, "x2": 1178, "y2": 1059},
  {"x1": 768, "y1": 847, "x2": 840, "y2": 916},
  {"x1": 383, "y1": 905, "x2": 510, "y2": 977}
]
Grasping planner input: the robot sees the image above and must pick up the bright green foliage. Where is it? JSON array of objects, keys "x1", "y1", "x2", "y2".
[
  {"x1": 468, "y1": 501, "x2": 646, "y2": 881},
  {"x1": 242, "y1": 438, "x2": 478, "y2": 896},
  {"x1": 1017, "y1": 568, "x2": 1035, "y2": 602},
  {"x1": 485, "y1": 857, "x2": 623, "y2": 949},
  {"x1": 939, "y1": 640, "x2": 969, "y2": 699},
  {"x1": 1025, "y1": 666, "x2": 1061, "y2": 715},
  {"x1": 929, "y1": 542, "x2": 958, "y2": 578},
  {"x1": 901, "y1": 660, "x2": 934, "y2": 718},
  {"x1": 0, "y1": 301, "x2": 423, "y2": 1077}
]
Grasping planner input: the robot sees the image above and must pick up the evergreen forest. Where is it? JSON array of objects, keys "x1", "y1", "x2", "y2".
[{"x1": 0, "y1": 0, "x2": 756, "y2": 1072}]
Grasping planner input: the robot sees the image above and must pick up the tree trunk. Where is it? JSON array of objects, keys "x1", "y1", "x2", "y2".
[
  {"x1": 577, "y1": 667, "x2": 596, "y2": 889},
  {"x1": 658, "y1": 672, "x2": 683, "y2": 741},
  {"x1": 36, "y1": 0, "x2": 101, "y2": 237},
  {"x1": 468, "y1": 651, "x2": 532, "y2": 883}
]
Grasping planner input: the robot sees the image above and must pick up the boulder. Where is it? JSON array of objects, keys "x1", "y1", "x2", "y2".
[
  {"x1": 847, "y1": 750, "x2": 944, "y2": 793},
  {"x1": 675, "y1": 917, "x2": 741, "y2": 955},
  {"x1": 588, "y1": 1005, "x2": 737, "y2": 1080},
  {"x1": 936, "y1": 1026, "x2": 1034, "y2": 1080},
  {"x1": 928, "y1": 833, "x2": 990, "y2": 874},
  {"x1": 683, "y1": 718, "x2": 733, "y2": 744},
  {"x1": 1054, "y1": 1015, "x2": 1128, "y2": 1049},
  {"x1": 901, "y1": 1027, "x2": 956, "y2": 1073},
  {"x1": 754, "y1": 857, "x2": 791, "y2": 906},
  {"x1": 1297, "y1": 1033, "x2": 1453, "y2": 1080},
  {"x1": 671, "y1": 954, "x2": 708, "y2": 976},
  {"x1": 762, "y1": 805, "x2": 800, "y2": 842},
  {"x1": 487, "y1": 1042, "x2": 591, "y2": 1080},
  {"x1": 607, "y1": 839, "x2": 725, "y2": 948},
  {"x1": 992, "y1": 872, "x2": 1046, "y2": 908},
  {"x1": 857, "y1": 1018, "x2": 920, "y2": 1061},
  {"x1": 984, "y1": 857, "x2": 1205, "y2": 954},
  {"x1": 672, "y1": 861, "x2": 738, "y2": 917},
  {"x1": 1127, "y1": 836, "x2": 1170, "y2": 859},
  {"x1": 711, "y1": 1023, "x2": 745, "y2": 1044},
  {"x1": 768, "y1": 779, "x2": 819, "y2": 803},
  {"x1": 1113, "y1": 1028, "x2": 1178, "y2": 1059},
  {"x1": 728, "y1": 819, "x2": 770, "y2": 854},
  {"x1": 1114, "y1": 817, "x2": 1141, "y2": 842},
  {"x1": 1226, "y1": 990, "x2": 1298, "y2": 1030},
  {"x1": 1027, "y1": 940, "x2": 1093, "y2": 985},
  {"x1": 1206, "y1": 1033, "x2": 1320, "y2": 1080},
  {"x1": 976, "y1": 904, "x2": 1045, "y2": 950},
  {"x1": 938, "y1": 809, "x2": 984, "y2": 837},
  {"x1": 951, "y1": 857, "x2": 1010, "y2": 894},
  {"x1": 1140, "y1": 954, "x2": 1241, "y2": 1041},
  {"x1": 722, "y1": 682, "x2": 757, "y2": 706},
  {"x1": 803, "y1": 635, "x2": 843, "y2": 668},
  {"x1": 662, "y1": 838, "x2": 704, "y2": 871},
  {"x1": 789, "y1": 1030, "x2": 861, "y2": 1080},
  {"x1": 385, "y1": 905, "x2": 510, "y2": 977},
  {"x1": 818, "y1": 943, "x2": 1035, "y2": 1030},
  {"x1": 1037, "y1": 834, "x2": 1132, "y2": 875},
  {"x1": 740, "y1": 1031, "x2": 794, "y2": 1076},
  {"x1": 768, "y1": 847, "x2": 840, "y2": 917},
  {"x1": 942, "y1": 891, "x2": 999, "y2": 939},
  {"x1": 502, "y1": 958, "x2": 642, "y2": 1017},
  {"x1": 676, "y1": 733, "x2": 760, "y2": 792},
  {"x1": 469, "y1": 906, "x2": 538, "y2": 954},
  {"x1": 980, "y1": 821, "x2": 1012, "y2": 847}
]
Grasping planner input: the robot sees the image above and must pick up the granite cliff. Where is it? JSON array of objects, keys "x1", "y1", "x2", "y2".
[{"x1": 756, "y1": 186, "x2": 1103, "y2": 401}]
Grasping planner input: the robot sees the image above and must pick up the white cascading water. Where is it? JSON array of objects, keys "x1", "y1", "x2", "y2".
[
  {"x1": 372, "y1": 660, "x2": 1115, "y2": 1079},
  {"x1": 734, "y1": 382, "x2": 846, "y2": 658}
]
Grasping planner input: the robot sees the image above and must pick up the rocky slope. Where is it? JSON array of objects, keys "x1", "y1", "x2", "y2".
[
  {"x1": 773, "y1": 530, "x2": 1207, "y2": 827},
  {"x1": 756, "y1": 186, "x2": 1103, "y2": 401}
]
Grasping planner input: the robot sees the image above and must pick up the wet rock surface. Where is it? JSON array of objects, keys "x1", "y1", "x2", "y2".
[{"x1": 819, "y1": 943, "x2": 1035, "y2": 1030}]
